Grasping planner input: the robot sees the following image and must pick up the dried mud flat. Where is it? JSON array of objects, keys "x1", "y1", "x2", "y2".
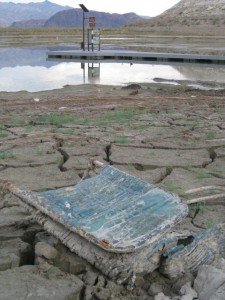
[{"x1": 0, "y1": 82, "x2": 225, "y2": 299}]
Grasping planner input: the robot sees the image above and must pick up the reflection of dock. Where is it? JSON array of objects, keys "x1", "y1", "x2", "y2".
[
  {"x1": 47, "y1": 50, "x2": 225, "y2": 65},
  {"x1": 81, "y1": 63, "x2": 100, "y2": 84}
]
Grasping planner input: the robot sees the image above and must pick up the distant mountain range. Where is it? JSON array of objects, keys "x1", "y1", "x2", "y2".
[
  {"x1": 44, "y1": 10, "x2": 143, "y2": 28},
  {"x1": 0, "y1": 1, "x2": 72, "y2": 27},
  {"x1": 0, "y1": 0, "x2": 145, "y2": 28}
]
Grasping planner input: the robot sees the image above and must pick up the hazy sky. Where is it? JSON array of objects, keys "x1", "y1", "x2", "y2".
[{"x1": 0, "y1": 0, "x2": 181, "y2": 16}]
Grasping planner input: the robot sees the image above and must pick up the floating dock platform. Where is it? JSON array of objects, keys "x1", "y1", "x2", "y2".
[{"x1": 47, "y1": 50, "x2": 225, "y2": 65}]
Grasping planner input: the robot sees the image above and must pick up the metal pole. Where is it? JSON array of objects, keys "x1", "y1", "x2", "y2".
[
  {"x1": 79, "y1": 5, "x2": 89, "y2": 51},
  {"x1": 82, "y1": 11, "x2": 85, "y2": 51}
]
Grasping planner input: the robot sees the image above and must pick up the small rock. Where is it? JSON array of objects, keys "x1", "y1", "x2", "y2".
[
  {"x1": 129, "y1": 89, "x2": 139, "y2": 96},
  {"x1": 0, "y1": 254, "x2": 19, "y2": 271},
  {"x1": 105, "y1": 279, "x2": 124, "y2": 292},
  {"x1": 94, "y1": 287, "x2": 111, "y2": 300},
  {"x1": 0, "y1": 222, "x2": 42, "y2": 244},
  {"x1": 154, "y1": 292, "x2": 171, "y2": 300},
  {"x1": 0, "y1": 265, "x2": 84, "y2": 300},
  {"x1": 171, "y1": 273, "x2": 195, "y2": 294},
  {"x1": 148, "y1": 282, "x2": 165, "y2": 296},
  {"x1": 135, "y1": 275, "x2": 145, "y2": 288},
  {"x1": 69, "y1": 257, "x2": 87, "y2": 275},
  {"x1": 83, "y1": 286, "x2": 94, "y2": 300},
  {"x1": 96, "y1": 275, "x2": 106, "y2": 287},
  {"x1": 122, "y1": 84, "x2": 142, "y2": 90},
  {"x1": 35, "y1": 242, "x2": 58, "y2": 261},
  {"x1": 84, "y1": 270, "x2": 98, "y2": 286},
  {"x1": 0, "y1": 206, "x2": 31, "y2": 227},
  {"x1": 34, "y1": 232, "x2": 58, "y2": 247},
  {"x1": 0, "y1": 193, "x2": 19, "y2": 208},
  {"x1": 179, "y1": 282, "x2": 197, "y2": 299},
  {"x1": 212, "y1": 257, "x2": 225, "y2": 271},
  {"x1": 194, "y1": 264, "x2": 225, "y2": 300},
  {"x1": 34, "y1": 233, "x2": 88, "y2": 275},
  {"x1": 0, "y1": 238, "x2": 33, "y2": 271}
]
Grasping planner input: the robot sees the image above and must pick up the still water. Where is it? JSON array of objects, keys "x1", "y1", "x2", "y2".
[{"x1": 1, "y1": 47, "x2": 225, "y2": 92}]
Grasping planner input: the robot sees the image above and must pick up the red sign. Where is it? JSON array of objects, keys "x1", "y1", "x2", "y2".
[
  {"x1": 89, "y1": 16, "x2": 96, "y2": 28},
  {"x1": 89, "y1": 22, "x2": 95, "y2": 28},
  {"x1": 89, "y1": 17, "x2": 95, "y2": 22}
]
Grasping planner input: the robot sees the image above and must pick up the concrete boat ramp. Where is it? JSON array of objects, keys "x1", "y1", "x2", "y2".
[{"x1": 47, "y1": 50, "x2": 225, "y2": 65}]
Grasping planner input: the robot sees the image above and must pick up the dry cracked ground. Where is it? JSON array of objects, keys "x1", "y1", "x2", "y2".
[{"x1": 0, "y1": 82, "x2": 225, "y2": 299}]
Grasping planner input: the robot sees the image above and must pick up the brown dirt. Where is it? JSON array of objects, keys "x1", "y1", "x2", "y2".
[
  {"x1": 0, "y1": 82, "x2": 224, "y2": 299},
  {"x1": 1, "y1": 82, "x2": 225, "y2": 228}
]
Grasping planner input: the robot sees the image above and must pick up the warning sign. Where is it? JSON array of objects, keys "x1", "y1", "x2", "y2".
[
  {"x1": 87, "y1": 28, "x2": 101, "y2": 50},
  {"x1": 91, "y1": 29, "x2": 100, "y2": 44},
  {"x1": 89, "y1": 17, "x2": 96, "y2": 27},
  {"x1": 89, "y1": 22, "x2": 95, "y2": 28},
  {"x1": 89, "y1": 17, "x2": 95, "y2": 22}
]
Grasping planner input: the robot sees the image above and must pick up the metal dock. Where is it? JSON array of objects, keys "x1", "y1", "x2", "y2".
[{"x1": 47, "y1": 50, "x2": 225, "y2": 65}]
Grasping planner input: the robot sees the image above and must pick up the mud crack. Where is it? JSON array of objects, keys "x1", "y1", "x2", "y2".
[
  {"x1": 104, "y1": 143, "x2": 112, "y2": 163},
  {"x1": 208, "y1": 147, "x2": 217, "y2": 163},
  {"x1": 58, "y1": 148, "x2": 70, "y2": 172},
  {"x1": 155, "y1": 167, "x2": 173, "y2": 184}
]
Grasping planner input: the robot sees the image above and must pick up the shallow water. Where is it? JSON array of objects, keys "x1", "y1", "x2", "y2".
[{"x1": 1, "y1": 47, "x2": 225, "y2": 92}]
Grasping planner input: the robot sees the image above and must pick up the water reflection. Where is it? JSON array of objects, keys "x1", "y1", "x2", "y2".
[
  {"x1": 0, "y1": 47, "x2": 225, "y2": 92},
  {"x1": 175, "y1": 65, "x2": 225, "y2": 83},
  {"x1": 81, "y1": 63, "x2": 101, "y2": 84},
  {"x1": 0, "y1": 62, "x2": 186, "y2": 92}
]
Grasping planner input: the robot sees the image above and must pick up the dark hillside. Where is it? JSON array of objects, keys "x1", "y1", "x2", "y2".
[
  {"x1": 44, "y1": 9, "x2": 144, "y2": 28},
  {"x1": 0, "y1": 1, "x2": 72, "y2": 27}
]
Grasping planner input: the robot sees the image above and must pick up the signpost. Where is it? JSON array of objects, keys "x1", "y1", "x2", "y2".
[
  {"x1": 87, "y1": 28, "x2": 100, "y2": 51},
  {"x1": 78, "y1": 6, "x2": 100, "y2": 52},
  {"x1": 92, "y1": 29, "x2": 100, "y2": 45},
  {"x1": 89, "y1": 16, "x2": 95, "y2": 28},
  {"x1": 79, "y1": 4, "x2": 89, "y2": 51}
]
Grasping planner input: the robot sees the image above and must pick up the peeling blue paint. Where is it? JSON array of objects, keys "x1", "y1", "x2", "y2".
[{"x1": 38, "y1": 165, "x2": 188, "y2": 253}]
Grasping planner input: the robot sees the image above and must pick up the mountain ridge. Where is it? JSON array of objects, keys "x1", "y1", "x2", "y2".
[
  {"x1": 162, "y1": 0, "x2": 225, "y2": 18},
  {"x1": 129, "y1": 0, "x2": 225, "y2": 34},
  {"x1": 44, "y1": 9, "x2": 143, "y2": 28},
  {"x1": 0, "y1": 0, "x2": 72, "y2": 27},
  {"x1": 0, "y1": 1, "x2": 145, "y2": 28}
]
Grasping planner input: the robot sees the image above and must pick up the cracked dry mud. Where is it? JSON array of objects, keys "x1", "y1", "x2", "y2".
[{"x1": 0, "y1": 82, "x2": 225, "y2": 299}]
